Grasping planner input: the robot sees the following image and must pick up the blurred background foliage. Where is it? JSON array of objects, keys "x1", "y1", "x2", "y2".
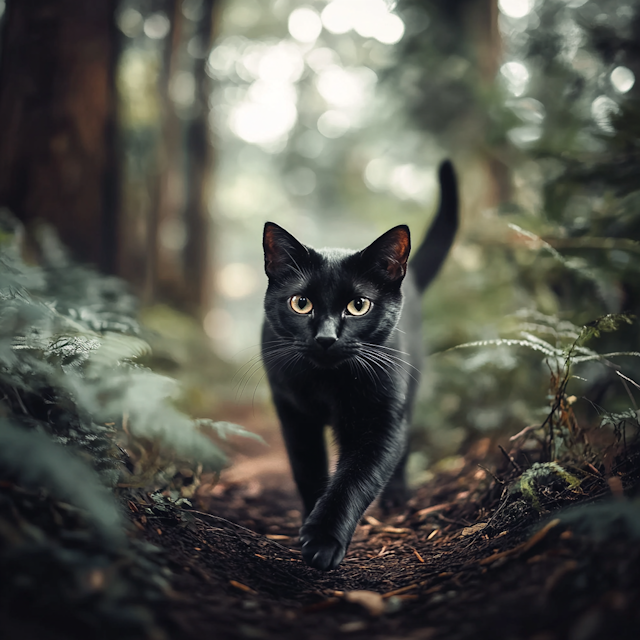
[
  {"x1": 1, "y1": 0, "x2": 639, "y2": 505},
  {"x1": 0, "y1": 212, "x2": 239, "y2": 637},
  {"x1": 199, "y1": 0, "x2": 640, "y2": 475}
]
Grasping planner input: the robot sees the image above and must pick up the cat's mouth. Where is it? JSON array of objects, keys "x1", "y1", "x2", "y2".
[{"x1": 306, "y1": 348, "x2": 351, "y2": 369}]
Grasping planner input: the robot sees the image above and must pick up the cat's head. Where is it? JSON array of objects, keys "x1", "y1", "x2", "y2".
[{"x1": 262, "y1": 222, "x2": 410, "y2": 368}]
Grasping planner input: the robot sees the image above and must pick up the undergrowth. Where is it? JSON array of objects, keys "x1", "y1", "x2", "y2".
[
  {"x1": 453, "y1": 310, "x2": 640, "y2": 531},
  {"x1": 0, "y1": 212, "x2": 257, "y2": 637}
]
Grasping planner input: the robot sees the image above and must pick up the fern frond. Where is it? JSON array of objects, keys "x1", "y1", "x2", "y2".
[
  {"x1": 86, "y1": 333, "x2": 151, "y2": 367},
  {"x1": 579, "y1": 313, "x2": 636, "y2": 342},
  {"x1": 66, "y1": 369, "x2": 226, "y2": 464},
  {"x1": 0, "y1": 419, "x2": 123, "y2": 541},
  {"x1": 518, "y1": 332, "x2": 560, "y2": 354},
  {"x1": 511, "y1": 309, "x2": 582, "y2": 335},
  {"x1": 443, "y1": 338, "x2": 561, "y2": 358},
  {"x1": 515, "y1": 322, "x2": 581, "y2": 341},
  {"x1": 573, "y1": 351, "x2": 640, "y2": 364}
]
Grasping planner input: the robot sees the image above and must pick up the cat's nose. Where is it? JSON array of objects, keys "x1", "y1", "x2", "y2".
[{"x1": 315, "y1": 335, "x2": 337, "y2": 350}]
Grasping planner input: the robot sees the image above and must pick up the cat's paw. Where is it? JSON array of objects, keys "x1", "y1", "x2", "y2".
[{"x1": 299, "y1": 524, "x2": 346, "y2": 571}]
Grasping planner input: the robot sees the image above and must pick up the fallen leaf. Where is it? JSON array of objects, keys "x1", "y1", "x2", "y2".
[
  {"x1": 412, "y1": 548, "x2": 425, "y2": 563},
  {"x1": 344, "y1": 590, "x2": 385, "y2": 616},
  {"x1": 417, "y1": 503, "x2": 450, "y2": 517},
  {"x1": 381, "y1": 526, "x2": 412, "y2": 534},
  {"x1": 461, "y1": 522, "x2": 488, "y2": 537},
  {"x1": 229, "y1": 580, "x2": 257, "y2": 594}
]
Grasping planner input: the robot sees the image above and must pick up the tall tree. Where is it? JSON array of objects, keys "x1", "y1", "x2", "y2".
[
  {"x1": 0, "y1": 0, "x2": 218, "y2": 313},
  {"x1": 0, "y1": 0, "x2": 119, "y2": 273}
]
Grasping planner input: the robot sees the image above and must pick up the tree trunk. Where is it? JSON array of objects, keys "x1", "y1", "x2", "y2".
[
  {"x1": 0, "y1": 0, "x2": 118, "y2": 273},
  {"x1": 182, "y1": 0, "x2": 217, "y2": 314}
]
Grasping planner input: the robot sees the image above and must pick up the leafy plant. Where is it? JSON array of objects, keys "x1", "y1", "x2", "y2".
[
  {"x1": 0, "y1": 212, "x2": 257, "y2": 635},
  {"x1": 446, "y1": 310, "x2": 639, "y2": 461}
]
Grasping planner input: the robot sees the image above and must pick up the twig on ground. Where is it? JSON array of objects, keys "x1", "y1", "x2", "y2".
[{"x1": 498, "y1": 445, "x2": 521, "y2": 471}]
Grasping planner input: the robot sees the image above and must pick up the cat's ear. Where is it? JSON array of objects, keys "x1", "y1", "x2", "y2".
[
  {"x1": 263, "y1": 222, "x2": 310, "y2": 279},
  {"x1": 361, "y1": 225, "x2": 411, "y2": 282}
]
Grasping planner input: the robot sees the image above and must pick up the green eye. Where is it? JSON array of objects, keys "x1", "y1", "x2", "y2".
[
  {"x1": 346, "y1": 297, "x2": 371, "y2": 316},
  {"x1": 290, "y1": 295, "x2": 313, "y2": 315}
]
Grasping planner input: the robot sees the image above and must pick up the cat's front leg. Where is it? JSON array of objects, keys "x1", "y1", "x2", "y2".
[
  {"x1": 300, "y1": 422, "x2": 406, "y2": 570},
  {"x1": 272, "y1": 394, "x2": 329, "y2": 518}
]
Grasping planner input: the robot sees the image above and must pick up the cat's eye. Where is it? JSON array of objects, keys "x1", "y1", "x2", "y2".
[
  {"x1": 346, "y1": 297, "x2": 371, "y2": 316},
  {"x1": 290, "y1": 295, "x2": 313, "y2": 315}
]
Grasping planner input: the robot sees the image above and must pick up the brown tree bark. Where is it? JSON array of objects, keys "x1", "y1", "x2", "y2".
[
  {"x1": 0, "y1": 0, "x2": 218, "y2": 314},
  {"x1": 182, "y1": 0, "x2": 217, "y2": 314},
  {"x1": 0, "y1": 0, "x2": 119, "y2": 273}
]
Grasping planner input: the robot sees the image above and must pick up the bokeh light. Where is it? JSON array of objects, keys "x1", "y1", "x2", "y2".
[
  {"x1": 611, "y1": 66, "x2": 635, "y2": 93},
  {"x1": 317, "y1": 110, "x2": 351, "y2": 138},
  {"x1": 117, "y1": 7, "x2": 143, "y2": 37},
  {"x1": 316, "y1": 65, "x2": 377, "y2": 110},
  {"x1": 507, "y1": 125, "x2": 542, "y2": 148},
  {"x1": 143, "y1": 12, "x2": 170, "y2": 39},
  {"x1": 288, "y1": 7, "x2": 323, "y2": 43},
  {"x1": 498, "y1": 0, "x2": 535, "y2": 19},
  {"x1": 229, "y1": 86, "x2": 298, "y2": 145},
  {"x1": 500, "y1": 61, "x2": 529, "y2": 96},
  {"x1": 321, "y1": 0, "x2": 405, "y2": 44}
]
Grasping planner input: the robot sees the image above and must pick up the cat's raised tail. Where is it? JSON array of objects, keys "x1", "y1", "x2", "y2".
[{"x1": 409, "y1": 160, "x2": 459, "y2": 293}]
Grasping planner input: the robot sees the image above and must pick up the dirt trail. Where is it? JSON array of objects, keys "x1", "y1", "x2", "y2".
[{"x1": 132, "y1": 405, "x2": 640, "y2": 640}]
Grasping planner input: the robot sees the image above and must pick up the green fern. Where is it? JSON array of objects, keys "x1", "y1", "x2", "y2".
[
  {"x1": 445, "y1": 312, "x2": 639, "y2": 367},
  {"x1": 0, "y1": 217, "x2": 255, "y2": 529},
  {"x1": 0, "y1": 419, "x2": 123, "y2": 540}
]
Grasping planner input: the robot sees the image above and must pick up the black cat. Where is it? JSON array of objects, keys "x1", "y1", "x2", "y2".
[{"x1": 261, "y1": 161, "x2": 458, "y2": 570}]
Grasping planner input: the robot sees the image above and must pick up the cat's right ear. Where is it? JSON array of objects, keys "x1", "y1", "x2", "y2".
[
  {"x1": 263, "y1": 222, "x2": 309, "y2": 279},
  {"x1": 360, "y1": 225, "x2": 411, "y2": 283}
]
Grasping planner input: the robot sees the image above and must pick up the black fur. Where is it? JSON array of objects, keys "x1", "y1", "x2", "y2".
[{"x1": 261, "y1": 161, "x2": 458, "y2": 570}]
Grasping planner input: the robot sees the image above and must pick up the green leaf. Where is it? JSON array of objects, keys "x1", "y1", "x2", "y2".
[{"x1": 0, "y1": 419, "x2": 123, "y2": 542}]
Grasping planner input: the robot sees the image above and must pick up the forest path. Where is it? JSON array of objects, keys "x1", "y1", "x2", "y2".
[{"x1": 132, "y1": 404, "x2": 639, "y2": 640}]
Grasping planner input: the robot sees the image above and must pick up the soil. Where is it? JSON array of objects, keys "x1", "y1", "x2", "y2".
[{"x1": 130, "y1": 405, "x2": 640, "y2": 640}]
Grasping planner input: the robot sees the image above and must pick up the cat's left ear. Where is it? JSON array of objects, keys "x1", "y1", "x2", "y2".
[
  {"x1": 361, "y1": 225, "x2": 411, "y2": 282},
  {"x1": 263, "y1": 222, "x2": 310, "y2": 279}
]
